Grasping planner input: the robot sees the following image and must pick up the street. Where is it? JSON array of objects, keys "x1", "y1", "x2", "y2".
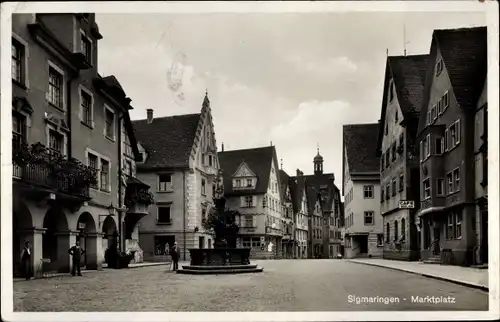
[{"x1": 14, "y1": 260, "x2": 488, "y2": 311}]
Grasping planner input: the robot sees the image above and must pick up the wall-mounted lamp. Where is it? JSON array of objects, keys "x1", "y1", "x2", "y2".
[{"x1": 108, "y1": 203, "x2": 116, "y2": 216}]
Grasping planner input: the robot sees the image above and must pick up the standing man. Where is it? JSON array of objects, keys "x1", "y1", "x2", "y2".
[
  {"x1": 68, "y1": 240, "x2": 85, "y2": 276},
  {"x1": 20, "y1": 241, "x2": 32, "y2": 280},
  {"x1": 171, "y1": 242, "x2": 179, "y2": 271}
]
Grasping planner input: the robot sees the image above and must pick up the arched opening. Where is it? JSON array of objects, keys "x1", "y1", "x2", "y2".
[
  {"x1": 43, "y1": 207, "x2": 69, "y2": 272},
  {"x1": 101, "y1": 216, "x2": 117, "y2": 263},
  {"x1": 76, "y1": 212, "x2": 97, "y2": 269},
  {"x1": 12, "y1": 200, "x2": 33, "y2": 277}
]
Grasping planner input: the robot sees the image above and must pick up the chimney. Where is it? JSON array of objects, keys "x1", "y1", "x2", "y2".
[
  {"x1": 296, "y1": 169, "x2": 303, "y2": 177},
  {"x1": 147, "y1": 109, "x2": 154, "y2": 124},
  {"x1": 221, "y1": 142, "x2": 224, "y2": 152}
]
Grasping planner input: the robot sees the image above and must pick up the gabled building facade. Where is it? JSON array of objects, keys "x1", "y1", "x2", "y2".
[
  {"x1": 376, "y1": 54, "x2": 429, "y2": 261},
  {"x1": 415, "y1": 27, "x2": 487, "y2": 266},
  {"x1": 11, "y1": 13, "x2": 148, "y2": 277},
  {"x1": 343, "y1": 123, "x2": 382, "y2": 258},
  {"x1": 218, "y1": 146, "x2": 283, "y2": 259},
  {"x1": 133, "y1": 94, "x2": 219, "y2": 262},
  {"x1": 279, "y1": 169, "x2": 295, "y2": 259},
  {"x1": 293, "y1": 172, "x2": 309, "y2": 258}
]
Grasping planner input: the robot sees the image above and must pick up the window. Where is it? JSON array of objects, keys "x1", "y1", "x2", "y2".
[
  {"x1": 436, "y1": 59, "x2": 443, "y2": 76},
  {"x1": 435, "y1": 137, "x2": 444, "y2": 155},
  {"x1": 245, "y1": 215, "x2": 253, "y2": 227},
  {"x1": 80, "y1": 32, "x2": 91, "y2": 63},
  {"x1": 385, "y1": 185, "x2": 390, "y2": 200},
  {"x1": 443, "y1": 91, "x2": 449, "y2": 111},
  {"x1": 401, "y1": 218, "x2": 406, "y2": 240},
  {"x1": 395, "y1": 110, "x2": 398, "y2": 122},
  {"x1": 364, "y1": 211, "x2": 374, "y2": 225},
  {"x1": 157, "y1": 206, "x2": 171, "y2": 224},
  {"x1": 392, "y1": 179, "x2": 397, "y2": 196},
  {"x1": 246, "y1": 178, "x2": 252, "y2": 187},
  {"x1": 437, "y1": 178, "x2": 444, "y2": 196},
  {"x1": 391, "y1": 144, "x2": 396, "y2": 161},
  {"x1": 381, "y1": 188, "x2": 385, "y2": 203},
  {"x1": 80, "y1": 89, "x2": 93, "y2": 126},
  {"x1": 394, "y1": 220, "x2": 399, "y2": 240},
  {"x1": 377, "y1": 234, "x2": 384, "y2": 246},
  {"x1": 104, "y1": 107, "x2": 115, "y2": 140},
  {"x1": 158, "y1": 174, "x2": 172, "y2": 192},
  {"x1": 100, "y1": 159, "x2": 110, "y2": 191},
  {"x1": 88, "y1": 153, "x2": 98, "y2": 189},
  {"x1": 48, "y1": 129, "x2": 64, "y2": 155},
  {"x1": 446, "y1": 214, "x2": 453, "y2": 239},
  {"x1": 235, "y1": 179, "x2": 241, "y2": 187},
  {"x1": 449, "y1": 119, "x2": 461, "y2": 149},
  {"x1": 399, "y1": 134, "x2": 404, "y2": 150},
  {"x1": 126, "y1": 160, "x2": 133, "y2": 176},
  {"x1": 245, "y1": 196, "x2": 253, "y2": 207},
  {"x1": 12, "y1": 113, "x2": 26, "y2": 151},
  {"x1": 453, "y1": 168, "x2": 460, "y2": 192},
  {"x1": 363, "y1": 185, "x2": 374, "y2": 199},
  {"x1": 431, "y1": 104, "x2": 436, "y2": 122},
  {"x1": 423, "y1": 178, "x2": 431, "y2": 199},
  {"x1": 398, "y1": 173, "x2": 404, "y2": 192},
  {"x1": 12, "y1": 38, "x2": 24, "y2": 84},
  {"x1": 48, "y1": 67, "x2": 63, "y2": 108},
  {"x1": 201, "y1": 179, "x2": 206, "y2": 195},
  {"x1": 385, "y1": 150, "x2": 390, "y2": 167},
  {"x1": 386, "y1": 223, "x2": 390, "y2": 242},
  {"x1": 437, "y1": 100, "x2": 442, "y2": 115},
  {"x1": 447, "y1": 172, "x2": 453, "y2": 194},
  {"x1": 454, "y1": 212, "x2": 462, "y2": 239},
  {"x1": 208, "y1": 155, "x2": 213, "y2": 167},
  {"x1": 427, "y1": 110, "x2": 431, "y2": 126}
]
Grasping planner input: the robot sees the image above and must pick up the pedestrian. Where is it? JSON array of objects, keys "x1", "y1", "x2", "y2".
[
  {"x1": 20, "y1": 241, "x2": 32, "y2": 280},
  {"x1": 171, "y1": 242, "x2": 179, "y2": 271},
  {"x1": 68, "y1": 240, "x2": 85, "y2": 276}
]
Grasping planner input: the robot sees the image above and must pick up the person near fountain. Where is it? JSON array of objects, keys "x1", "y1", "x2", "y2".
[
  {"x1": 20, "y1": 241, "x2": 32, "y2": 280},
  {"x1": 171, "y1": 242, "x2": 179, "y2": 271}
]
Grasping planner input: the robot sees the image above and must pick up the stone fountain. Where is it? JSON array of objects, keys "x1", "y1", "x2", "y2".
[{"x1": 177, "y1": 171, "x2": 263, "y2": 275}]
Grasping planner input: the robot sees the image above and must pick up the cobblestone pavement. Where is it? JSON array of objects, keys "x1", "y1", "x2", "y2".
[{"x1": 13, "y1": 260, "x2": 488, "y2": 311}]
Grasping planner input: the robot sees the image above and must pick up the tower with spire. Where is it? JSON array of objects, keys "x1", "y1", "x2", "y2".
[{"x1": 314, "y1": 144, "x2": 324, "y2": 175}]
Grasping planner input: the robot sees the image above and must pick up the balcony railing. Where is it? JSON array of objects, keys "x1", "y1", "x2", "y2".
[{"x1": 12, "y1": 141, "x2": 95, "y2": 198}]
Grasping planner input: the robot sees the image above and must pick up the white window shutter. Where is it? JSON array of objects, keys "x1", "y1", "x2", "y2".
[
  {"x1": 252, "y1": 196, "x2": 257, "y2": 207},
  {"x1": 456, "y1": 119, "x2": 461, "y2": 144},
  {"x1": 240, "y1": 196, "x2": 245, "y2": 207},
  {"x1": 444, "y1": 129, "x2": 449, "y2": 151}
]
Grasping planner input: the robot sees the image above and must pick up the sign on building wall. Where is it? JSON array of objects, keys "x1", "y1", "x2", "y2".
[{"x1": 398, "y1": 200, "x2": 415, "y2": 209}]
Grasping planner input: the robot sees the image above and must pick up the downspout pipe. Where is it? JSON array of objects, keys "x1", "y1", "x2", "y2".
[{"x1": 183, "y1": 170, "x2": 186, "y2": 261}]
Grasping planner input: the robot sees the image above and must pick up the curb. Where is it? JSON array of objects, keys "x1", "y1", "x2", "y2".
[{"x1": 348, "y1": 260, "x2": 489, "y2": 292}]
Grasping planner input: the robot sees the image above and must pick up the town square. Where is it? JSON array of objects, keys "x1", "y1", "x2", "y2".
[{"x1": 1, "y1": 1, "x2": 497, "y2": 320}]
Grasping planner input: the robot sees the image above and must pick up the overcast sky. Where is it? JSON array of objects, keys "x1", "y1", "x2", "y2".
[{"x1": 96, "y1": 11, "x2": 486, "y2": 193}]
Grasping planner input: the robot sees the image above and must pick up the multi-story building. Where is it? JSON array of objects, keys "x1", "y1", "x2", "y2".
[
  {"x1": 474, "y1": 75, "x2": 488, "y2": 266},
  {"x1": 293, "y1": 172, "x2": 309, "y2": 258},
  {"x1": 295, "y1": 150, "x2": 341, "y2": 259},
  {"x1": 218, "y1": 145, "x2": 283, "y2": 259},
  {"x1": 376, "y1": 54, "x2": 429, "y2": 261},
  {"x1": 415, "y1": 26, "x2": 487, "y2": 266},
  {"x1": 11, "y1": 13, "x2": 149, "y2": 277},
  {"x1": 133, "y1": 94, "x2": 219, "y2": 262},
  {"x1": 279, "y1": 169, "x2": 295, "y2": 258},
  {"x1": 342, "y1": 123, "x2": 382, "y2": 258}
]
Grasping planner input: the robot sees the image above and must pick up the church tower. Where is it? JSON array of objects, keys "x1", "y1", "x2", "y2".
[{"x1": 314, "y1": 145, "x2": 324, "y2": 176}]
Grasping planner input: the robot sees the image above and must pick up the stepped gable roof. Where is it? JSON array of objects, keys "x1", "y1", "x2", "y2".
[
  {"x1": 218, "y1": 146, "x2": 276, "y2": 196},
  {"x1": 417, "y1": 26, "x2": 487, "y2": 136},
  {"x1": 343, "y1": 123, "x2": 380, "y2": 173},
  {"x1": 133, "y1": 113, "x2": 201, "y2": 169}
]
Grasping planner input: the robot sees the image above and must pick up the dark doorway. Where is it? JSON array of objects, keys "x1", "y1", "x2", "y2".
[
  {"x1": 481, "y1": 211, "x2": 488, "y2": 264},
  {"x1": 199, "y1": 236, "x2": 205, "y2": 249},
  {"x1": 358, "y1": 235, "x2": 368, "y2": 254},
  {"x1": 155, "y1": 235, "x2": 175, "y2": 256}
]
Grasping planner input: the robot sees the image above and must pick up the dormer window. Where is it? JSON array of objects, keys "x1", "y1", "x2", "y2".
[
  {"x1": 436, "y1": 59, "x2": 443, "y2": 76},
  {"x1": 80, "y1": 31, "x2": 92, "y2": 64},
  {"x1": 235, "y1": 179, "x2": 241, "y2": 187},
  {"x1": 246, "y1": 178, "x2": 253, "y2": 187}
]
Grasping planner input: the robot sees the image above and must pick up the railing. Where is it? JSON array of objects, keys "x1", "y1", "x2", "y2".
[{"x1": 13, "y1": 162, "x2": 90, "y2": 198}]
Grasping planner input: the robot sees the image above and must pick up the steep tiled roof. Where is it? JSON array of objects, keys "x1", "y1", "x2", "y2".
[
  {"x1": 417, "y1": 26, "x2": 487, "y2": 136},
  {"x1": 291, "y1": 175, "x2": 307, "y2": 213},
  {"x1": 389, "y1": 55, "x2": 429, "y2": 116},
  {"x1": 218, "y1": 146, "x2": 277, "y2": 196},
  {"x1": 292, "y1": 173, "x2": 335, "y2": 214},
  {"x1": 376, "y1": 54, "x2": 429, "y2": 153},
  {"x1": 279, "y1": 169, "x2": 291, "y2": 197},
  {"x1": 133, "y1": 113, "x2": 201, "y2": 169},
  {"x1": 343, "y1": 123, "x2": 380, "y2": 173}
]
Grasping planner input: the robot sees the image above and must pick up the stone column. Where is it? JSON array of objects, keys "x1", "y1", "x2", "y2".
[
  {"x1": 54, "y1": 230, "x2": 78, "y2": 273},
  {"x1": 17, "y1": 228, "x2": 46, "y2": 278},
  {"x1": 85, "y1": 232, "x2": 104, "y2": 270}
]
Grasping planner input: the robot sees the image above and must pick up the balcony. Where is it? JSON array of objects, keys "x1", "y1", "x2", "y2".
[
  {"x1": 12, "y1": 141, "x2": 95, "y2": 211},
  {"x1": 124, "y1": 176, "x2": 154, "y2": 239}
]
